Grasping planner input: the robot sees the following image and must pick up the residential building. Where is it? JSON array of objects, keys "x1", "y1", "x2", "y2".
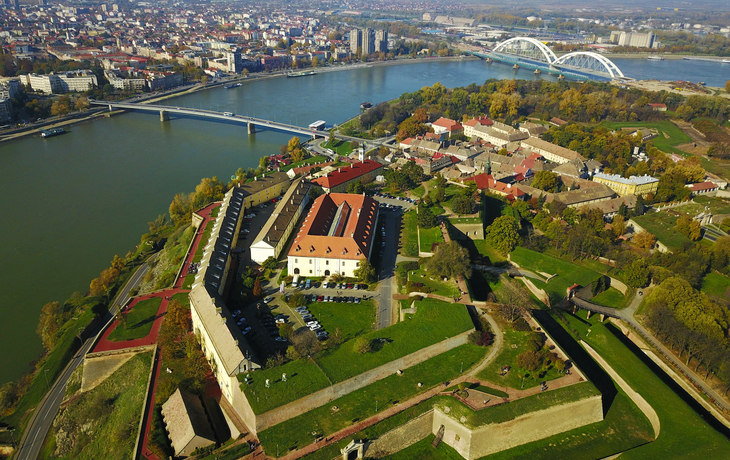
[
  {"x1": 0, "y1": 98, "x2": 11, "y2": 123},
  {"x1": 350, "y1": 28, "x2": 362, "y2": 54},
  {"x1": 520, "y1": 179, "x2": 617, "y2": 209},
  {"x1": 239, "y1": 172, "x2": 290, "y2": 208},
  {"x1": 311, "y1": 159, "x2": 383, "y2": 193},
  {"x1": 462, "y1": 173, "x2": 527, "y2": 201},
  {"x1": 0, "y1": 78, "x2": 22, "y2": 100},
  {"x1": 287, "y1": 193, "x2": 379, "y2": 277},
  {"x1": 592, "y1": 173, "x2": 659, "y2": 197},
  {"x1": 431, "y1": 117, "x2": 463, "y2": 138},
  {"x1": 362, "y1": 28, "x2": 374, "y2": 56},
  {"x1": 518, "y1": 121, "x2": 548, "y2": 137},
  {"x1": 25, "y1": 70, "x2": 98, "y2": 93},
  {"x1": 375, "y1": 29, "x2": 388, "y2": 53},
  {"x1": 250, "y1": 178, "x2": 311, "y2": 264},
  {"x1": 161, "y1": 389, "x2": 216, "y2": 457},
  {"x1": 471, "y1": 121, "x2": 528, "y2": 147},
  {"x1": 520, "y1": 137, "x2": 585, "y2": 164},
  {"x1": 686, "y1": 182, "x2": 719, "y2": 196},
  {"x1": 463, "y1": 116, "x2": 493, "y2": 138}
]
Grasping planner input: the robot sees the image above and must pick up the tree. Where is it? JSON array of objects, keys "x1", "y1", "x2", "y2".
[
  {"x1": 426, "y1": 241, "x2": 472, "y2": 280},
  {"x1": 288, "y1": 136, "x2": 301, "y2": 152},
  {"x1": 417, "y1": 204, "x2": 437, "y2": 229},
  {"x1": 347, "y1": 180, "x2": 364, "y2": 194},
  {"x1": 328, "y1": 129, "x2": 335, "y2": 146},
  {"x1": 312, "y1": 56, "x2": 319, "y2": 68},
  {"x1": 287, "y1": 292, "x2": 306, "y2": 308},
  {"x1": 253, "y1": 277, "x2": 262, "y2": 297},
  {"x1": 531, "y1": 171, "x2": 560, "y2": 193},
  {"x1": 354, "y1": 259, "x2": 376, "y2": 283},
  {"x1": 37, "y1": 301, "x2": 62, "y2": 351},
  {"x1": 74, "y1": 96, "x2": 89, "y2": 111},
  {"x1": 50, "y1": 96, "x2": 71, "y2": 117},
  {"x1": 452, "y1": 194, "x2": 475, "y2": 215},
  {"x1": 349, "y1": 140, "x2": 359, "y2": 150},
  {"x1": 633, "y1": 231, "x2": 657, "y2": 249},
  {"x1": 675, "y1": 215, "x2": 702, "y2": 241},
  {"x1": 612, "y1": 215, "x2": 626, "y2": 238},
  {"x1": 148, "y1": 214, "x2": 167, "y2": 234},
  {"x1": 262, "y1": 256, "x2": 278, "y2": 271},
  {"x1": 279, "y1": 323, "x2": 294, "y2": 339},
  {"x1": 516, "y1": 350, "x2": 542, "y2": 372},
  {"x1": 486, "y1": 215, "x2": 520, "y2": 254},
  {"x1": 354, "y1": 336, "x2": 372, "y2": 354},
  {"x1": 624, "y1": 259, "x2": 650, "y2": 288},
  {"x1": 286, "y1": 345, "x2": 300, "y2": 361},
  {"x1": 726, "y1": 80, "x2": 730, "y2": 93}
]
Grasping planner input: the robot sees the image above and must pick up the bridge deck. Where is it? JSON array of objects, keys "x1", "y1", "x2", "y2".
[{"x1": 91, "y1": 101, "x2": 321, "y2": 137}]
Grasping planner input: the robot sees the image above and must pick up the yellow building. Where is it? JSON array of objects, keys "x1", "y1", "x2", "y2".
[
  {"x1": 240, "y1": 172, "x2": 290, "y2": 208},
  {"x1": 592, "y1": 173, "x2": 658, "y2": 197}
]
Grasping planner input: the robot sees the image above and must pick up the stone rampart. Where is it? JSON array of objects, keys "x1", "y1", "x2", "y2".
[{"x1": 364, "y1": 410, "x2": 435, "y2": 457}]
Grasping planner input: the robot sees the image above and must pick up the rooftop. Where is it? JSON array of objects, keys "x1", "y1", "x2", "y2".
[
  {"x1": 593, "y1": 172, "x2": 659, "y2": 186},
  {"x1": 311, "y1": 159, "x2": 383, "y2": 189}
]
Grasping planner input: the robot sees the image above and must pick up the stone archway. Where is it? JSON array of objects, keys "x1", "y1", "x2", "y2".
[
  {"x1": 325, "y1": 270, "x2": 331, "y2": 276},
  {"x1": 294, "y1": 268, "x2": 300, "y2": 274},
  {"x1": 341, "y1": 440, "x2": 366, "y2": 460}
]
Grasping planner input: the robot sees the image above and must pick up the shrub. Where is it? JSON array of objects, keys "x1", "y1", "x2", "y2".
[
  {"x1": 353, "y1": 337, "x2": 372, "y2": 354},
  {"x1": 511, "y1": 317, "x2": 532, "y2": 332}
]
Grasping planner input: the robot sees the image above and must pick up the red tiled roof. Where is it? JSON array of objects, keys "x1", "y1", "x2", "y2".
[
  {"x1": 463, "y1": 173, "x2": 525, "y2": 198},
  {"x1": 432, "y1": 117, "x2": 463, "y2": 131},
  {"x1": 689, "y1": 182, "x2": 717, "y2": 192},
  {"x1": 648, "y1": 103, "x2": 667, "y2": 108},
  {"x1": 464, "y1": 116, "x2": 493, "y2": 127},
  {"x1": 311, "y1": 160, "x2": 383, "y2": 189},
  {"x1": 288, "y1": 193, "x2": 379, "y2": 260}
]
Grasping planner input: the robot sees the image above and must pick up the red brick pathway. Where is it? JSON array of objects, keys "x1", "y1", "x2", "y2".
[{"x1": 89, "y1": 203, "x2": 220, "y2": 460}]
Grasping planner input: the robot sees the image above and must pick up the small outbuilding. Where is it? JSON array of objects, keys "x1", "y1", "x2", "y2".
[{"x1": 161, "y1": 388, "x2": 216, "y2": 457}]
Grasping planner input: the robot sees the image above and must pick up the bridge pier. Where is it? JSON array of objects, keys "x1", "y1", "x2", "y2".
[
  {"x1": 248, "y1": 122, "x2": 256, "y2": 135},
  {"x1": 108, "y1": 104, "x2": 113, "y2": 112},
  {"x1": 160, "y1": 110, "x2": 170, "y2": 122}
]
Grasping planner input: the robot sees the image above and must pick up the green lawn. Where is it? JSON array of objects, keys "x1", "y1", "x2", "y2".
[
  {"x1": 430, "y1": 185, "x2": 461, "y2": 213},
  {"x1": 701, "y1": 272, "x2": 730, "y2": 297},
  {"x1": 411, "y1": 185, "x2": 426, "y2": 198},
  {"x1": 472, "y1": 240, "x2": 507, "y2": 264},
  {"x1": 591, "y1": 287, "x2": 628, "y2": 308},
  {"x1": 323, "y1": 139, "x2": 354, "y2": 156},
  {"x1": 107, "y1": 297, "x2": 162, "y2": 342},
  {"x1": 408, "y1": 269, "x2": 460, "y2": 298},
  {"x1": 258, "y1": 344, "x2": 487, "y2": 455},
  {"x1": 382, "y1": 435, "x2": 464, "y2": 460},
  {"x1": 510, "y1": 247, "x2": 602, "y2": 303},
  {"x1": 563, "y1": 312, "x2": 730, "y2": 459},
  {"x1": 45, "y1": 352, "x2": 152, "y2": 460},
  {"x1": 600, "y1": 121, "x2": 693, "y2": 155},
  {"x1": 243, "y1": 299, "x2": 474, "y2": 414},
  {"x1": 193, "y1": 223, "x2": 214, "y2": 263},
  {"x1": 693, "y1": 195, "x2": 730, "y2": 215},
  {"x1": 306, "y1": 301, "x2": 376, "y2": 341},
  {"x1": 448, "y1": 217, "x2": 481, "y2": 224},
  {"x1": 280, "y1": 155, "x2": 328, "y2": 172},
  {"x1": 419, "y1": 226, "x2": 445, "y2": 253},
  {"x1": 477, "y1": 329, "x2": 565, "y2": 389},
  {"x1": 632, "y1": 213, "x2": 691, "y2": 249},
  {"x1": 401, "y1": 210, "x2": 419, "y2": 257},
  {"x1": 182, "y1": 273, "x2": 195, "y2": 290}
]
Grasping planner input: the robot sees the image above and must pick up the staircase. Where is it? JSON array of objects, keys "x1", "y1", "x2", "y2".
[{"x1": 432, "y1": 425, "x2": 445, "y2": 448}]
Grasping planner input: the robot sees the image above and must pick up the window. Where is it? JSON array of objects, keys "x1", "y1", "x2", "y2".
[
  {"x1": 326, "y1": 260, "x2": 329, "y2": 265},
  {"x1": 309, "y1": 270, "x2": 313, "y2": 274},
  {"x1": 295, "y1": 258, "x2": 298, "y2": 263},
  {"x1": 309, "y1": 259, "x2": 313, "y2": 264},
  {"x1": 342, "y1": 261, "x2": 345, "y2": 266}
]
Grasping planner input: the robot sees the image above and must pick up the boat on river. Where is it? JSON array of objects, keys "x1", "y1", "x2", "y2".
[
  {"x1": 287, "y1": 71, "x2": 316, "y2": 78},
  {"x1": 224, "y1": 83, "x2": 241, "y2": 89},
  {"x1": 40, "y1": 128, "x2": 66, "y2": 138},
  {"x1": 647, "y1": 56, "x2": 664, "y2": 61}
]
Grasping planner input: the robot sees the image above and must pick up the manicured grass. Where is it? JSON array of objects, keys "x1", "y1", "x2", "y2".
[
  {"x1": 258, "y1": 344, "x2": 487, "y2": 454},
  {"x1": 324, "y1": 139, "x2": 354, "y2": 156},
  {"x1": 591, "y1": 287, "x2": 627, "y2": 308},
  {"x1": 694, "y1": 195, "x2": 730, "y2": 216},
  {"x1": 107, "y1": 297, "x2": 162, "y2": 342},
  {"x1": 182, "y1": 273, "x2": 195, "y2": 290},
  {"x1": 280, "y1": 155, "x2": 328, "y2": 172},
  {"x1": 192, "y1": 223, "x2": 214, "y2": 263},
  {"x1": 435, "y1": 381, "x2": 600, "y2": 429},
  {"x1": 306, "y1": 301, "x2": 375, "y2": 341},
  {"x1": 419, "y1": 225, "x2": 445, "y2": 253},
  {"x1": 632, "y1": 213, "x2": 691, "y2": 249},
  {"x1": 401, "y1": 210, "x2": 419, "y2": 257},
  {"x1": 701, "y1": 272, "x2": 730, "y2": 297},
  {"x1": 600, "y1": 121, "x2": 693, "y2": 155},
  {"x1": 316, "y1": 300, "x2": 474, "y2": 383},
  {"x1": 472, "y1": 240, "x2": 507, "y2": 264},
  {"x1": 449, "y1": 216, "x2": 481, "y2": 224},
  {"x1": 563, "y1": 312, "x2": 730, "y2": 459},
  {"x1": 480, "y1": 389, "x2": 652, "y2": 460},
  {"x1": 510, "y1": 247, "x2": 602, "y2": 302},
  {"x1": 477, "y1": 329, "x2": 565, "y2": 389},
  {"x1": 408, "y1": 269, "x2": 459, "y2": 298},
  {"x1": 411, "y1": 185, "x2": 426, "y2": 198},
  {"x1": 46, "y1": 352, "x2": 152, "y2": 460},
  {"x1": 244, "y1": 299, "x2": 474, "y2": 414},
  {"x1": 210, "y1": 206, "x2": 220, "y2": 218},
  {"x1": 382, "y1": 434, "x2": 464, "y2": 460}
]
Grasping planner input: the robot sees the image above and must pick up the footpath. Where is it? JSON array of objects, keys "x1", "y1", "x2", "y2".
[{"x1": 89, "y1": 202, "x2": 219, "y2": 460}]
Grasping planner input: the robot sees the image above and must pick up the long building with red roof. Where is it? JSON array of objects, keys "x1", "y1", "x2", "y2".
[
  {"x1": 287, "y1": 193, "x2": 379, "y2": 277},
  {"x1": 311, "y1": 159, "x2": 384, "y2": 193}
]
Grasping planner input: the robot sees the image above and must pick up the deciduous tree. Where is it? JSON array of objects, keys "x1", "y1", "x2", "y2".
[
  {"x1": 426, "y1": 241, "x2": 472, "y2": 280},
  {"x1": 486, "y1": 215, "x2": 520, "y2": 254}
]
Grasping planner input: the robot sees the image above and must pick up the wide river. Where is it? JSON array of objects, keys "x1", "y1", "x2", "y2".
[{"x1": 0, "y1": 56, "x2": 727, "y2": 385}]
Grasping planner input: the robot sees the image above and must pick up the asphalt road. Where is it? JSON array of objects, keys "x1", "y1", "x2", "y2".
[{"x1": 14, "y1": 260, "x2": 150, "y2": 460}]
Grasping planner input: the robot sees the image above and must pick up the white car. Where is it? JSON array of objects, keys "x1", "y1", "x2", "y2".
[{"x1": 264, "y1": 296, "x2": 274, "y2": 304}]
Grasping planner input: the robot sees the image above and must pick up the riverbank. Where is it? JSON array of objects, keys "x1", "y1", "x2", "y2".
[{"x1": 605, "y1": 53, "x2": 730, "y2": 61}]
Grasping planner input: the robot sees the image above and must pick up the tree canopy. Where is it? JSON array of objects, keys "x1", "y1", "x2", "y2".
[{"x1": 426, "y1": 241, "x2": 472, "y2": 280}]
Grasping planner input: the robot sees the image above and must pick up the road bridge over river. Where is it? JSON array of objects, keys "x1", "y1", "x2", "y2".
[{"x1": 91, "y1": 101, "x2": 325, "y2": 138}]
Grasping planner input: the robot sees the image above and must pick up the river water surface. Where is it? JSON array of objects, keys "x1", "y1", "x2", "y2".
[{"x1": 0, "y1": 56, "x2": 727, "y2": 384}]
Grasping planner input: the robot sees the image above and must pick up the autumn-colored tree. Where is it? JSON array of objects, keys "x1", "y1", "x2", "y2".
[
  {"x1": 253, "y1": 277, "x2": 262, "y2": 297},
  {"x1": 612, "y1": 215, "x2": 626, "y2": 238},
  {"x1": 167, "y1": 299, "x2": 190, "y2": 332},
  {"x1": 50, "y1": 96, "x2": 72, "y2": 116},
  {"x1": 169, "y1": 192, "x2": 194, "y2": 225},
  {"x1": 633, "y1": 231, "x2": 657, "y2": 249},
  {"x1": 74, "y1": 97, "x2": 90, "y2": 111},
  {"x1": 726, "y1": 80, "x2": 730, "y2": 93},
  {"x1": 37, "y1": 301, "x2": 62, "y2": 350}
]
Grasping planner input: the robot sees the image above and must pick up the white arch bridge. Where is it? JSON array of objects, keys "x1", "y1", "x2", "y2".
[{"x1": 477, "y1": 37, "x2": 627, "y2": 80}]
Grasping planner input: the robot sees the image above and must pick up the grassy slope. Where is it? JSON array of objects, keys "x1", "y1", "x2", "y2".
[
  {"x1": 243, "y1": 300, "x2": 474, "y2": 414},
  {"x1": 408, "y1": 269, "x2": 459, "y2": 298},
  {"x1": 47, "y1": 352, "x2": 152, "y2": 460},
  {"x1": 632, "y1": 213, "x2": 691, "y2": 249},
  {"x1": 306, "y1": 300, "x2": 376, "y2": 342},
  {"x1": 401, "y1": 210, "x2": 418, "y2": 257},
  {"x1": 510, "y1": 247, "x2": 602, "y2": 300},
  {"x1": 600, "y1": 120, "x2": 693, "y2": 155},
  {"x1": 419, "y1": 226, "x2": 445, "y2": 253},
  {"x1": 258, "y1": 344, "x2": 487, "y2": 454},
  {"x1": 566, "y1": 314, "x2": 730, "y2": 460},
  {"x1": 701, "y1": 272, "x2": 730, "y2": 297},
  {"x1": 107, "y1": 297, "x2": 162, "y2": 342},
  {"x1": 591, "y1": 287, "x2": 627, "y2": 308}
]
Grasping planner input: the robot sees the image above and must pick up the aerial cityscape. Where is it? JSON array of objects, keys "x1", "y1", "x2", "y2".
[{"x1": 2, "y1": 1, "x2": 730, "y2": 460}]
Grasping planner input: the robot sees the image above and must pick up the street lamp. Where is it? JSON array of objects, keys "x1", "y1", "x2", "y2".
[
  {"x1": 375, "y1": 399, "x2": 378, "y2": 412},
  {"x1": 43, "y1": 369, "x2": 50, "y2": 391},
  {"x1": 460, "y1": 361, "x2": 464, "y2": 373}
]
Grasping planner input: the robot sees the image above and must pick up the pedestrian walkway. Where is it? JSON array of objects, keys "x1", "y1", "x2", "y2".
[{"x1": 86, "y1": 202, "x2": 221, "y2": 460}]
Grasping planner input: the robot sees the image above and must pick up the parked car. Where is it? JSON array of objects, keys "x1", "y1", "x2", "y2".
[
  {"x1": 274, "y1": 337, "x2": 288, "y2": 342},
  {"x1": 264, "y1": 296, "x2": 274, "y2": 303}
]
